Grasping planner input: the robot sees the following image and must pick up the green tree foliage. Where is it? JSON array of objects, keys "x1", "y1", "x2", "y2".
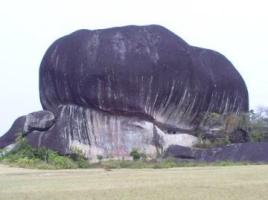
[
  {"x1": 249, "y1": 107, "x2": 268, "y2": 142},
  {"x1": 201, "y1": 112, "x2": 223, "y2": 129},
  {"x1": 130, "y1": 149, "x2": 141, "y2": 161},
  {"x1": 197, "y1": 107, "x2": 268, "y2": 146}
]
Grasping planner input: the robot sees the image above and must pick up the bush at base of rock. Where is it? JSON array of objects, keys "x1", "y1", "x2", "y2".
[{"x1": 1, "y1": 136, "x2": 89, "y2": 169}]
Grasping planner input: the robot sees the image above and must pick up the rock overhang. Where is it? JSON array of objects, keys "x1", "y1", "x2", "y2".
[{"x1": 40, "y1": 25, "x2": 248, "y2": 129}]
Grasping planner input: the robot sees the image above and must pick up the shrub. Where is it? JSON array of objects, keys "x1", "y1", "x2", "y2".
[
  {"x1": 0, "y1": 149, "x2": 4, "y2": 159},
  {"x1": 130, "y1": 149, "x2": 141, "y2": 161},
  {"x1": 202, "y1": 112, "x2": 223, "y2": 128},
  {"x1": 70, "y1": 147, "x2": 85, "y2": 160},
  {"x1": 15, "y1": 157, "x2": 40, "y2": 168},
  {"x1": 195, "y1": 135, "x2": 230, "y2": 149},
  {"x1": 49, "y1": 155, "x2": 77, "y2": 169},
  {"x1": 250, "y1": 130, "x2": 264, "y2": 142},
  {"x1": 70, "y1": 147, "x2": 90, "y2": 168},
  {"x1": 97, "y1": 155, "x2": 103, "y2": 163},
  {"x1": 0, "y1": 136, "x2": 92, "y2": 169},
  {"x1": 248, "y1": 108, "x2": 268, "y2": 142}
]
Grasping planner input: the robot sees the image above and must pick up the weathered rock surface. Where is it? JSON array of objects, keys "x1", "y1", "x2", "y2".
[
  {"x1": 40, "y1": 25, "x2": 248, "y2": 128},
  {"x1": 163, "y1": 145, "x2": 196, "y2": 159},
  {"x1": 0, "y1": 25, "x2": 249, "y2": 159},
  {"x1": 25, "y1": 105, "x2": 198, "y2": 159},
  {"x1": 24, "y1": 111, "x2": 55, "y2": 133},
  {"x1": 198, "y1": 143, "x2": 268, "y2": 162},
  {"x1": 0, "y1": 116, "x2": 25, "y2": 148},
  {"x1": 0, "y1": 111, "x2": 55, "y2": 149},
  {"x1": 164, "y1": 143, "x2": 268, "y2": 163}
]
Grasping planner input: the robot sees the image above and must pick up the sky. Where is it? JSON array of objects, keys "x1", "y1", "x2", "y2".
[{"x1": 0, "y1": 0, "x2": 267, "y2": 136}]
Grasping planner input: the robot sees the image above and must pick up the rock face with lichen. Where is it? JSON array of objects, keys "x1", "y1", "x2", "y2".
[{"x1": 0, "y1": 25, "x2": 248, "y2": 159}]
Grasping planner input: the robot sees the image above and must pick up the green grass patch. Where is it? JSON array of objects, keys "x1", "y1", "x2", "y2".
[
  {"x1": 1, "y1": 164, "x2": 268, "y2": 200},
  {"x1": 86, "y1": 158, "x2": 255, "y2": 170},
  {"x1": 0, "y1": 137, "x2": 89, "y2": 169}
]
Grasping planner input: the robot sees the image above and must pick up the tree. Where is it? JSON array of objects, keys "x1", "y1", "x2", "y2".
[{"x1": 249, "y1": 107, "x2": 268, "y2": 142}]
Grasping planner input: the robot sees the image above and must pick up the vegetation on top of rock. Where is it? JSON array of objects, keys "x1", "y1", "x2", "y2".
[{"x1": 195, "y1": 107, "x2": 268, "y2": 148}]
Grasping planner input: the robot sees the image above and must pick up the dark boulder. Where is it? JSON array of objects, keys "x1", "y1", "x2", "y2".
[
  {"x1": 0, "y1": 111, "x2": 55, "y2": 149},
  {"x1": 0, "y1": 116, "x2": 26, "y2": 148},
  {"x1": 163, "y1": 145, "x2": 196, "y2": 159},
  {"x1": 197, "y1": 143, "x2": 268, "y2": 162},
  {"x1": 24, "y1": 111, "x2": 55, "y2": 133},
  {"x1": 40, "y1": 25, "x2": 248, "y2": 130},
  {"x1": 163, "y1": 143, "x2": 268, "y2": 163}
]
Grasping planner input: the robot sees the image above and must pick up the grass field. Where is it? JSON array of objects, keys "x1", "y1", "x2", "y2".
[{"x1": 0, "y1": 164, "x2": 268, "y2": 200}]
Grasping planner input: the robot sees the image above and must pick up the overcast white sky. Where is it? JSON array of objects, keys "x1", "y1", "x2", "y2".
[{"x1": 0, "y1": 0, "x2": 267, "y2": 136}]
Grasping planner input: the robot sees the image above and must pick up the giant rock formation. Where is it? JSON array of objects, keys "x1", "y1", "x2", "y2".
[{"x1": 0, "y1": 25, "x2": 249, "y2": 160}]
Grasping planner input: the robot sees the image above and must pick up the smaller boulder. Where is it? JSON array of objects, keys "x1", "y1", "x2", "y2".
[
  {"x1": 23, "y1": 111, "x2": 55, "y2": 133},
  {"x1": 163, "y1": 145, "x2": 196, "y2": 159},
  {"x1": 164, "y1": 142, "x2": 268, "y2": 163},
  {"x1": 197, "y1": 142, "x2": 268, "y2": 162},
  {"x1": 0, "y1": 116, "x2": 26, "y2": 148}
]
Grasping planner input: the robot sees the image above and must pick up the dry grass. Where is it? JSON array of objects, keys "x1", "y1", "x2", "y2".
[{"x1": 0, "y1": 164, "x2": 268, "y2": 200}]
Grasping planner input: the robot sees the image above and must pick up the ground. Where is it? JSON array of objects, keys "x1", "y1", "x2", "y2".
[{"x1": 0, "y1": 164, "x2": 268, "y2": 200}]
